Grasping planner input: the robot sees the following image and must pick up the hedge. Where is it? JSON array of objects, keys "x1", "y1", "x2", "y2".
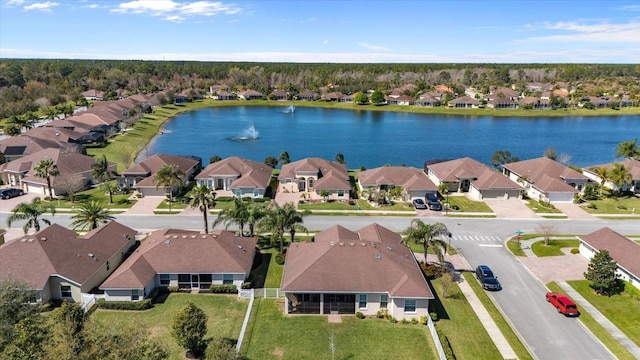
[
  {"x1": 210, "y1": 284, "x2": 238, "y2": 293},
  {"x1": 96, "y1": 298, "x2": 153, "y2": 310}
]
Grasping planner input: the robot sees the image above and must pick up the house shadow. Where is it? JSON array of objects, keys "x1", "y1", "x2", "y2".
[
  {"x1": 247, "y1": 250, "x2": 271, "y2": 288},
  {"x1": 426, "y1": 276, "x2": 450, "y2": 320}
]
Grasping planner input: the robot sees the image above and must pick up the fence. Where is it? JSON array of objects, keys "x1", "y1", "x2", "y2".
[
  {"x1": 426, "y1": 315, "x2": 447, "y2": 360},
  {"x1": 81, "y1": 294, "x2": 97, "y2": 313}
]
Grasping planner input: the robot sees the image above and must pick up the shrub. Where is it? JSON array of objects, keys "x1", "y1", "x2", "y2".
[
  {"x1": 216, "y1": 197, "x2": 234, "y2": 202},
  {"x1": 587, "y1": 202, "x2": 597, "y2": 209},
  {"x1": 117, "y1": 198, "x2": 131, "y2": 205},
  {"x1": 570, "y1": 248, "x2": 580, "y2": 254},
  {"x1": 355, "y1": 312, "x2": 365, "y2": 319},
  {"x1": 209, "y1": 284, "x2": 238, "y2": 293},
  {"x1": 616, "y1": 203, "x2": 627, "y2": 210},
  {"x1": 419, "y1": 314, "x2": 428, "y2": 325},
  {"x1": 389, "y1": 316, "x2": 397, "y2": 324},
  {"x1": 411, "y1": 317, "x2": 418, "y2": 324},
  {"x1": 436, "y1": 328, "x2": 456, "y2": 360},
  {"x1": 167, "y1": 286, "x2": 180, "y2": 292},
  {"x1": 241, "y1": 282, "x2": 252, "y2": 289},
  {"x1": 430, "y1": 312, "x2": 438, "y2": 322},
  {"x1": 97, "y1": 299, "x2": 153, "y2": 310},
  {"x1": 376, "y1": 308, "x2": 390, "y2": 320},
  {"x1": 401, "y1": 318, "x2": 408, "y2": 324},
  {"x1": 275, "y1": 253, "x2": 286, "y2": 265}
]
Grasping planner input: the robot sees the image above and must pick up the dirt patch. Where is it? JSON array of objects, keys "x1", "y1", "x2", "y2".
[{"x1": 272, "y1": 348, "x2": 284, "y2": 357}]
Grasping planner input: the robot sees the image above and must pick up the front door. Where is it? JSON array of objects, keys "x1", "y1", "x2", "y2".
[
  {"x1": 191, "y1": 274, "x2": 199, "y2": 289},
  {"x1": 216, "y1": 178, "x2": 224, "y2": 190}
]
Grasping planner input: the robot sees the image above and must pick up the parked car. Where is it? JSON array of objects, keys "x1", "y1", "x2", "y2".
[
  {"x1": 412, "y1": 198, "x2": 427, "y2": 209},
  {"x1": 425, "y1": 192, "x2": 442, "y2": 211},
  {"x1": 0, "y1": 188, "x2": 24, "y2": 199},
  {"x1": 546, "y1": 292, "x2": 579, "y2": 317},
  {"x1": 475, "y1": 265, "x2": 501, "y2": 291}
]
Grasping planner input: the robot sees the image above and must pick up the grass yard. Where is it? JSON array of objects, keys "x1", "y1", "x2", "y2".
[
  {"x1": 581, "y1": 196, "x2": 640, "y2": 215},
  {"x1": 444, "y1": 196, "x2": 493, "y2": 213},
  {"x1": 462, "y1": 272, "x2": 533, "y2": 360},
  {"x1": 568, "y1": 280, "x2": 640, "y2": 347},
  {"x1": 524, "y1": 199, "x2": 562, "y2": 213},
  {"x1": 41, "y1": 181, "x2": 136, "y2": 209},
  {"x1": 90, "y1": 293, "x2": 248, "y2": 360},
  {"x1": 547, "y1": 282, "x2": 637, "y2": 360},
  {"x1": 506, "y1": 239, "x2": 526, "y2": 256},
  {"x1": 298, "y1": 199, "x2": 415, "y2": 213},
  {"x1": 531, "y1": 239, "x2": 580, "y2": 256},
  {"x1": 240, "y1": 299, "x2": 437, "y2": 360},
  {"x1": 429, "y1": 276, "x2": 503, "y2": 360}
]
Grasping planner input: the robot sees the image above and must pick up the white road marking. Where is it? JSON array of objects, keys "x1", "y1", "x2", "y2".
[{"x1": 478, "y1": 244, "x2": 503, "y2": 247}]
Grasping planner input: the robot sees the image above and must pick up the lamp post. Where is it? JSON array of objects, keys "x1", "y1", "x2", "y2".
[{"x1": 447, "y1": 232, "x2": 453, "y2": 254}]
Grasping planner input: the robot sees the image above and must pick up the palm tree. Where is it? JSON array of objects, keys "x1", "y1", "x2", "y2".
[
  {"x1": 592, "y1": 166, "x2": 610, "y2": 196},
  {"x1": 279, "y1": 151, "x2": 290, "y2": 165},
  {"x1": 154, "y1": 164, "x2": 185, "y2": 212},
  {"x1": 609, "y1": 163, "x2": 632, "y2": 194},
  {"x1": 212, "y1": 197, "x2": 249, "y2": 235},
  {"x1": 402, "y1": 219, "x2": 449, "y2": 266},
  {"x1": 283, "y1": 202, "x2": 310, "y2": 245},
  {"x1": 70, "y1": 200, "x2": 115, "y2": 230},
  {"x1": 99, "y1": 181, "x2": 119, "y2": 204},
  {"x1": 335, "y1": 152, "x2": 345, "y2": 164},
  {"x1": 91, "y1": 154, "x2": 113, "y2": 183},
  {"x1": 33, "y1": 159, "x2": 59, "y2": 199},
  {"x1": 189, "y1": 184, "x2": 216, "y2": 234},
  {"x1": 6, "y1": 197, "x2": 56, "y2": 234},
  {"x1": 247, "y1": 203, "x2": 267, "y2": 236},
  {"x1": 615, "y1": 139, "x2": 640, "y2": 159},
  {"x1": 258, "y1": 202, "x2": 309, "y2": 254}
]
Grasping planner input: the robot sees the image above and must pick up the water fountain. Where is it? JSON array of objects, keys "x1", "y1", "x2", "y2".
[
  {"x1": 282, "y1": 104, "x2": 295, "y2": 114},
  {"x1": 230, "y1": 123, "x2": 259, "y2": 141}
]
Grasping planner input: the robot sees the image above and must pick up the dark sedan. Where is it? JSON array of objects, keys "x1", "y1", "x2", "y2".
[{"x1": 0, "y1": 188, "x2": 24, "y2": 199}]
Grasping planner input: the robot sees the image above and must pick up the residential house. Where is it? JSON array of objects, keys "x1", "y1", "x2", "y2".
[
  {"x1": 502, "y1": 157, "x2": 590, "y2": 203},
  {"x1": 213, "y1": 90, "x2": 237, "y2": 101},
  {"x1": 339, "y1": 94, "x2": 355, "y2": 103},
  {"x1": 357, "y1": 166, "x2": 437, "y2": 201},
  {"x1": 579, "y1": 227, "x2": 640, "y2": 290},
  {"x1": 0, "y1": 135, "x2": 67, "y2": 162},
  {"x1": 0, "y1": 148, "x2": 114, "y2": 196},
  {"x1": 0, "y1": 222, "x2": 137, "y2": 304},
  {"x1": 119, "y1": 153, "x2": 201, "y2": 197},
  {"x1": 414, "y1": 95, "x2": 440, "y2": 107},
  {"x1": 447, "y1": 96, "x2": 480, "y2": 108},
  {"x1": 487, "y1": 97, "x2": 519, "y2": 109},
  {"x1": 279, "y1": 158, "x2": 350, "y2": 200},
  {"x1": 238, "y1": 89, "x2": 265, "y2": 100},
  {"x1": 519, "y1": 97, "x2": 550, "y2": 109},
  {"x1": 426, "y1": 157, "x2": 523, "y2": 200},
  {"x1": 209, "y1": 85, "x2": 230, "y2": 96},
  {"x1": 583, "y1": 158, "x2": 640, "y2": 194},
  {"x1": 271, "y1": 90, "x2": 289, "y2": 101},
  {"x1": 100, "y1": 229, "x2": 257, "y2": 301},
  {"x1": 295, "y1": 90, "x2": 319, "y2": 101},
  {"x1": 489, "y1": 87, "x2": 519, "y2": 100},
  {"x1": 580, "y1": 97, "x2": 609, "y2": 108},
  {"x1": 281, "y1": 223, "x2": 433, "y2": 320},
  {"x1": 195, "y1": 156, "x2": 273, "y2": 198},
  {"x1": 321, "y1": 92, "x2": 344, "y2": 102},
  {"x1": 386, "y1": 95, "x2": 414, "y2": 106},
  {"x1": 82, "y1": 89, "x2": 104, "y2": 101}
]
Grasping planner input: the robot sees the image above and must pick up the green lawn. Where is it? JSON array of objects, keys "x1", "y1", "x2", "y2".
[
  {"x1": 524, "y1": 199, "x2": 562, "y2": 213},
  {"x1": 506, "y1": 239, "x2": 526, "y2": 256},
  {"x1": 568, "y1": 280, "x2": 640, "y2": 347},
  {"x1": 40, "y1": 181, "x2": 136, "y2": 209},
  {"x1": 298, "y1": 199, "x2": 414, "y2": 212},
  {"x1": 444, "y1": 196, "x2": 493, "y2": 213},
  {"x1": 429, "y1": 276, "x2": 503, "y2": 360},
  {"x1": 581, "y1": 196, "x2": 640, "y2": 215},
  {"x1": 547, "y1": 282, "x2": 637, "y2": 360},
  {"x1": 462, "y1": 272, "x2": 533, "y2": 360},
  {"x1": 90, "y1": 293, "x2": 248, "y2": 360},
  {"x1": 241, "y1": 299, "x2": 437, "y2": 360},
  {"x1": 531, "y1": 239, "x2": 580, "y2": 256}
]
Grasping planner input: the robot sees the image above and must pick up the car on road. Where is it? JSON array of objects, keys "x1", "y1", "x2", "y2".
[
  {"x1": 425, "y1": 192, "x2": 442, "y2": 211},
  {"x1": 475, "y1": 264, "x2": 502, "y2": 291},
  {"x1": 0, "y1": 188, "x2": 24, "y2": 199},
  {"x1": 412, "y1": 198, "x2": 427, "y2": 209},
  {"x1": 546, "y1": 292, "x2": 579, "y2": 317}
]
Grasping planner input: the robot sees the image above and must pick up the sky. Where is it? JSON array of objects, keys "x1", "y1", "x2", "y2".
[{"x1": 1, "y1": 0, "x2": 640, "y2": 63}]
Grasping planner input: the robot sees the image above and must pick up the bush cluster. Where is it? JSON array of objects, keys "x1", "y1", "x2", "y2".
[
  {"x1": 96, "y1": 299, "x2": 153, "y2": 310},
  {"x1": 241, "y1": 281, "x2": 252, "y2": 289},
  {"x1": 209, "y1": 284, "x2": 238, "y2": 293},
  {"x1": 355, "y1": 312, "x2": 365, "y2": 319},
  {"x1": 167, "y1": 286, "x2": 180, "y2": 292},
  {"x1": 275, "y1": 253, "x2": 286, "y2": 265},
  {"x1": 436, "y1": 328, "x2": 456, "y2": 360}
]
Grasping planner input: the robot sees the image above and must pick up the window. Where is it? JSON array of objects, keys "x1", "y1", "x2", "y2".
[
  {"x1": 359, "y1": 294, "x2": 367, "y2": 309},
  {"x1": 160, "y1": 274, "x2": 170, "y2": 286},
  {"x1": 380, "y1": 294, "x2": 388, "y2": 309},
  {"x1": 60, "y1": 285, "x2": 72, "y2": 298},
  {"x1": 132, "y1": 289, "x2": 139, "y2": 301},
  {"x1": 404, "y1": 299, "x2": 416, "y2": 313},
  {"x1": 338, "y1": 189, "x2": 345, "y2": 197},
  {"x1": 223, "y1": 274, "x2": 233, "y2": 285}
]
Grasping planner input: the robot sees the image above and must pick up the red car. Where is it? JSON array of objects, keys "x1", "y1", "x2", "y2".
[{"x1": 546, "y1": 292, "x2": 579, "y2": 317}]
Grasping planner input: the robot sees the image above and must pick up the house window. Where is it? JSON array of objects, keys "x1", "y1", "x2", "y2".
[
  {"x1": 404, "y1": 299, "x2": 416, "y2": 313},
  {"x1": 338, "y1": 189, "x2": 345, "y2": 197},
  {"x1": 223, "y1": 274, "x2": 233, "y2": 285},
  {"x1": 27, "y1": 291, "x2": 38, "y2": 304},
  {"x1": 60, "y1": 285, "x2": 72, "y2": 298},
  {"x1": 359, "y1": 294, "x2": 367, "y2": 309},
  {"x1": 253, "y1": 189, "x2": 259, "y2": 197},
  {"x1": 380, "y1": 294, "x2": 388, "y2": 309},
  {"x1": 132, "y1": 289, "x2": 139, "y2": 301},
  {"x1": 160, "y1": 274, "x2": 170, "y2": 286}
]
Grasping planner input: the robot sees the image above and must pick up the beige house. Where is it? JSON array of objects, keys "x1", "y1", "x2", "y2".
[
  {"x1": 357, "y1": 166, "x2": 437, "y2": 201},
  {"x1": 119, "y1": 153, "x2": 201, "y2": 197},
  {"x1": 195, "y1": 156, "x2": 273, "y2": 198},
  {"x1": 282, "y1": 223, "x2": 433, "y2": 320},
  {"x1": 583, "y1": 158, "x2": 640, "y2": 194},
  {"x1": 0, "y1": 222, "x2": 137, "y2": 304},
  {"x1": 579, "y1": 228, "x2": 640, "y2": 290},
  {"x1": 100, "y1": 229, "x2": 257, "y2": 301},
  {"x1": 278, "y1": 157, "x2": 350, "y2": 200}
]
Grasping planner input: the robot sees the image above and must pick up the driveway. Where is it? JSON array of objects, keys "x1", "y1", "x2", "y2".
[
  {"x1": 0, "y1": 191, "x2": 40, "y2": 213},
  {"x1": 484, "y1": 198, "x2": 538, "y2": 219},
  {"x1": 517, "y1": 248, "x2": 589, "y2": 284},
  {"x1": 553, "y1": 203, "x2": 595, "y2": 220}
]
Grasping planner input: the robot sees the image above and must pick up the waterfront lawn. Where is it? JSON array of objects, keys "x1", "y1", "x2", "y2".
[
  {"x1": 444, "y1": 196, "x2": 493, "y2": 213},
  {"x1": 241, "y1": 299, "x2": 437, "y2": 360},
  {"x1": 581, "y1": 196, "x2": 640, "y2": 215},
  {"x1": 531, "y1": 239, "x2": 580, "y2": 256},
  {"x1": 525, "y1": 199, "x2": 562, "y2": 213},
  {"x1": 429, "y1": 276, "x2": 503, "y2": 359},
  {"x1": 546, "y1": 282, "x2": 637, "y2": 360},
  {"x1": 567, "y1": 280, "x2": 640, "y2": 347},
  {"x1": 90, "y1": 293, "x2": 247, "y2": 360}
]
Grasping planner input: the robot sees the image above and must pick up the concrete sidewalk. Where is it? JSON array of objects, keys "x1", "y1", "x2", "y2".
[{"x1": 557, "y1": 281, "x2": 640, "y2": 359}]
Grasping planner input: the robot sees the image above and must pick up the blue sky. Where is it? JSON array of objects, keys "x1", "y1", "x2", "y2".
[{"x1": 1, "y1": 0, "x2": 640, "y2": 63}]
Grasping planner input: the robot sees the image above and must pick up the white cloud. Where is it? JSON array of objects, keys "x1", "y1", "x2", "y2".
[
  {"x1": 618, "y1": 5, "x2": 640, "y2": 11},
  {"x1": 519, "y1": 21, "x2": 640, "y2": 43},
  {"x1": 323, "y1": 40, "x2": 329, "y2": 45},
  {"x1": 82, "y1": 4, "x2": 103, "y2": 9},
  {"x1": 358, "y1": 42, "x2": 390, "y2": 51},
  {"x1": 23, "y1": 1, "x2": 59, "y2": 11},
  {"x1": 112, "y1": 0, "x2": 241, "y2": 19},
  {"x1": 5, "y1": 0, "x2": 26, "y2": 5},
  {"x1": 165, "y1": 15, "x2": 185, "y2": 23}
]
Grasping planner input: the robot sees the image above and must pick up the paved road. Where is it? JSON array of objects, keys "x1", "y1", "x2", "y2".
[{"x1": 2, "y1": 212, "x2": 639, "y2": 360}]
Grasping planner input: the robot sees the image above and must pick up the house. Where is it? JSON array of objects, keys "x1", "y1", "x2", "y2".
[
  {"x1": 100, "y1": 229, "x2": 257, "y2": 301},
  {"x1": 583, "y1": 158, "x2": 640, "y2": 194},
  {"x1": 195, "y1": 156, "x2": 273, "y2": 198},
  {"x1": 213, "y1": 90, "x2": 237, "y2": 101},
  {"x1": 487, "y1": 97, "x2": 519, "y2": 109},
  {"x1": 502, "y1": 157, "x2": 590, "y2": 203},
  {"x1": 237, "y1": 89, "x2": 264, "y2": 100},
  {"x1": 281, "y1": 223, "x2": 433, "y2": 319},
  {"x1": 271, "y1": 90, "x2": 289, "y2": 101},
  {"x1": 357, "y1": 166, "x2": 437, "y2": 201},
  {"x1": 426, "y1": 157, "x2": 522, "y2": 200},
  {"x1": 489, "y1": 87, "x2": 519, "y2": 100},
  {"x1": 0, "y1": 148, "x2": 115, "y2": 196},
  {"x1": 339, "y1": 94, "x2": 354, "y2": 103},
  {"x1": 386, "y1": 95, "x2": 414, "y2": 106},
  {"x1": 119, "y1": 153, "x2": 201, "y2": 197},
  {"x1": 0, "y1": 222, "x2": 137, "y2": 304},
  {"x1": 295, "y1": 90, "x2": 319, "y2": 101},
  {"x1": 447, "y1": 96, "x2": 480, "y2": 108},
  {"x1": 82, "y1": 89, "x2": 104, "y2": 101},
  {"x1": 321, "y1": 92, "x2": 344, "y2": 102},
  {"x1": 578, "y1": 227, "x2": 640, "y2": 290},
  {"x1": 414, "y1": 95, "x2": 440, "y2": 107},
  {"x1": 0, "y1": 135, "x2": 66, "y2": 162},
  {"x1": 519, "y1": 96, "x2": 550, "y2": 109},
  {"x1": 278, "y1": 158, "x2": 350, "y2": 200}
]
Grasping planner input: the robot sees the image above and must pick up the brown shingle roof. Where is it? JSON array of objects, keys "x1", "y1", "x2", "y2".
[
  {"x1": 282, "y1": 223, "x2": 432, "y2": 299},
  {"x1": 279, "y1": 158, "x2": 350, "y2": 190},
  {"x1": 358, "y1": 166, "x2": 436, "y2": 191},
  {"x1": 122, "y1": 153, "x2": 199, "y2": 177},
  {"x1": 579, "y1": 227, "x2": 640, "y2": 278},
  {"x1": 196, "y1": 157, "x2": 273, "y2": 190},
  {"x1": 100, "y1": 229, "x2": 257, "y2": 289},
  {"x1": 472, "y1": 168, "x2": 524, "y2": 191},
  {"x1": 587, "y1": 159, "x2": 640, "y2": 180},
  {"x1": 502, "y1": 157, "x2": 587, "y2": 192},
  {"x1": 428, "y1": 157, "x2": 489, "y2": 182}
]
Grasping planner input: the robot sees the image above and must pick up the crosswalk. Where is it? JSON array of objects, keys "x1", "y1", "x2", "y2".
[{"x1": 451, "y1": 235, "x2": 503, "y2": 243}]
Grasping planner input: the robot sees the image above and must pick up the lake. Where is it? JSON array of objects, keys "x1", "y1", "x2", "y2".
[{"x1": 145, "y1": 106, "x2": 639, "y2": 168}]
